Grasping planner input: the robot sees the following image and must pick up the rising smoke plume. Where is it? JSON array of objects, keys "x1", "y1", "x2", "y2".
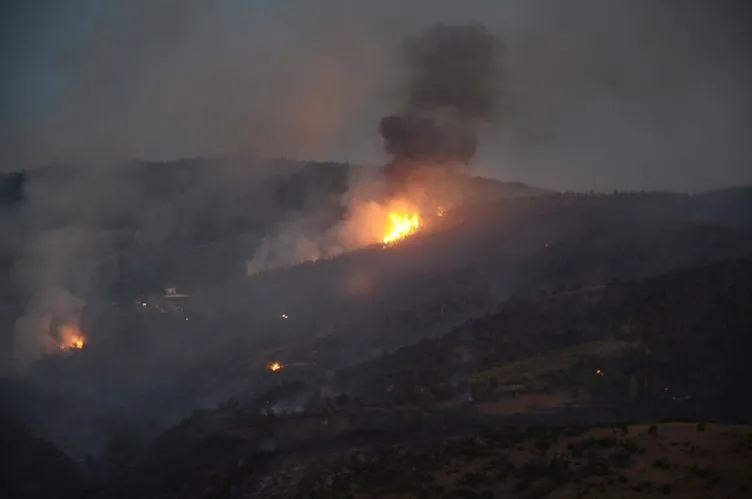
[
  {"x1": 380, "y1": 23, "x2": 504, "y2": 195},
  {"x1": 9, "y1": 169, "x2": 125, "y2": 370},
  {"x1": 245, "y1": 23, "x2": 506, "y2": 274}
]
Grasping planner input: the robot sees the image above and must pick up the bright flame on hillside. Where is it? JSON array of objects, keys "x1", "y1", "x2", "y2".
[
  {"x1": 383, "y1": 211, "x2": 422, "y2": 245},
  {"x1": 268, "y1": 361, "x2": 283, "y2": 372},
  {"x1": 58, "y1": 324, "x2": 86, "y2": 351}
]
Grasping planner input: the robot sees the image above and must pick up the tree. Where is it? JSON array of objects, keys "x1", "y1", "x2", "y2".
[
  {"x1": 629, "y1": 375, "x2": 639, "y2": 403},
  {"x1": 336, "y1": 393, "x2": 350, "y2": 407},
  {"x1": 105, "y1": 425, "x2": 146, "y2": 476},
  {"x1": 569, "y1": 387, "x2": 580, "y2": 400}
]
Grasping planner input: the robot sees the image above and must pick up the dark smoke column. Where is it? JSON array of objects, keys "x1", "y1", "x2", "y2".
[{"x1": 380, "y1": 23, "x2": 503, "y2": 196}]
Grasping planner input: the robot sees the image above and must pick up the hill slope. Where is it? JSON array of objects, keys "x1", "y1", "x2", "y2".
[
  {"x1": 78, "y1": 258, "x2": 752, "y2": 498},
  {"x1": 299, "y1": 422, "x2": 752, "y2": 499}
]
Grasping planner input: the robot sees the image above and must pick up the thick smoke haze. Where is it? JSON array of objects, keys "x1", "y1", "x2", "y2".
[
  {"x1": 0, "y1": 1, "x2": 750, "y2": 461},
  {"x1": 2, "y1": 0, "x2": 751, "y2": 190},
  {"x1": 2, "y1": 0, "x2": 750, "y2": 378}
]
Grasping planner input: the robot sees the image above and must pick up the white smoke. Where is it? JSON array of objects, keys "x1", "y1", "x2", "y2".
[
  {"x1": 9, "y1": 169, "x2": 125, "y2": 371},
  {"x1": 13, "y1": 286, "x2": 85, "y2": 368},
  {"x1": 245, "y1": 168, "x2": 391, "y2": 275}
]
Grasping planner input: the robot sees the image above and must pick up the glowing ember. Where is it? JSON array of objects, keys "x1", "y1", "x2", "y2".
[
  {"x1": 383, "y1": 211, "x2": 421, "y2": 245},
  {"x1": 58, "y1": 324, "x2": 86, "y2": 351},
  {"x1": 268, "y1": 361, "x2": 283, "y2": 372}
]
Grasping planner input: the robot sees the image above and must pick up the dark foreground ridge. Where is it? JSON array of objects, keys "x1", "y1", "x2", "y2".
[
  {"x1": 0, "y1": 417, "x2": 84, "y2": 499},
  {"x1": 82, "y1": 420, "x2": 752, "y2": 498}
]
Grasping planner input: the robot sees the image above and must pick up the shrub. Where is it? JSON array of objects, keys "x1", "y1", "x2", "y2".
[
  {"x1": 496, "y1": 463, "x2": 515, "y2": 481},
  {"x1": 652, "y1": 458, "x2": 671, "y2": 470},
  {"x1": 656, "y1": 483, "x2": 672, "y2": 495},
  {"x1": 611, "y1": 449, "x2": 634, "y2": 469},
  {"x1": 629, "y1": 481, "x2": 653, "y2": 492},
  {"x1": 457, "y1": 471, "x2": 489, "y2": 488},
  {"x1": 568, "y1": 443, "x2": 584, "y2": 459},
  {"x1": 578, "y1": 454, "x2": 612, "y2": 478},
  {"x1": 454, "y1": 487, "x2": 482, "y2": 498},
  {"x1": 534, "y1": 437, "x2": 551, "y2": 453},
  {"x1": 564, "y1": 425, "x2": 588, "y2": 437},
  {"x1": 520, "y1": 458, "x2": 548, "y2": 482},
  {"x1": 567, "y1": 437, "x2": 617, "y2": 458},
  {"x1": 514, "y1": 480, "x2": 531, "y2": 491},
  {"x1": 429, "y1": 485, "x2": 445, "y2": 495},
  {"x1": 548, "y1": 457, "x2": 574, "y2": 484}
]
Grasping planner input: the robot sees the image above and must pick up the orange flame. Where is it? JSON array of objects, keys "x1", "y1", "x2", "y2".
[
  {"x1": 383, "y1": 211, "x2": 421, "y2": 245},
  {"x1": 58, "y1": 324, "x2": 86, "y2": 351},
  {"x1": 268, "y1": 361, "x2": 283, "y2": 372}
]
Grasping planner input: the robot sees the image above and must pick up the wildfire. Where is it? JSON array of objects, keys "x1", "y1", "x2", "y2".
[
  {"x1": 268, "y1": 361, "x2": 283, "y2": 372},
  {"x1": 58, "y1": 324, "x2": 86, "y2": 351},
  {"x1": 383, "y1": 211, "x2": 422, "y2": 245}
]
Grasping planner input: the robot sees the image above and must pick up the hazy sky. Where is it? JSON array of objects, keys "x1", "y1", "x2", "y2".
[{"x1": 2, "y1": 0, "x2": 750, "y2": 191}]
